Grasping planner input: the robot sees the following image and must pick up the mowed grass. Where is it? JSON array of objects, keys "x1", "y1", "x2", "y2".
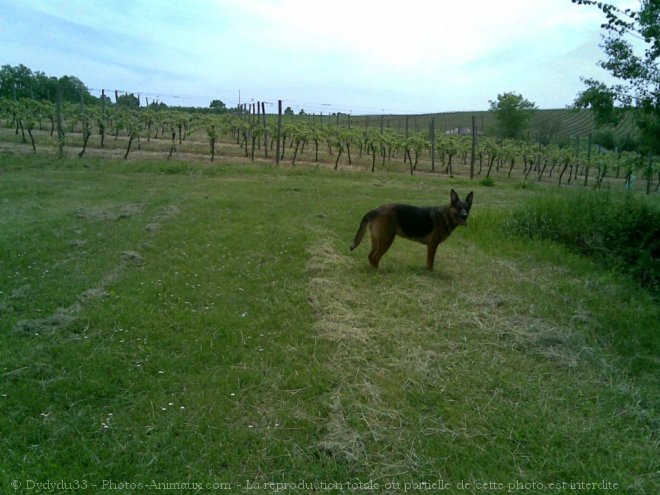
[{"x1": 0, "y1": 154, "x2": 657, "y2": 494}]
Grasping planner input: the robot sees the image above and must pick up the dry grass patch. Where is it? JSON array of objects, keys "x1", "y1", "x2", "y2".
[
  {"x1": 306, "y1": 233, "x2": 477, "y2": 478},
  {"x1": 305, "y1": 223, "x2": 656, "y2": 487}
]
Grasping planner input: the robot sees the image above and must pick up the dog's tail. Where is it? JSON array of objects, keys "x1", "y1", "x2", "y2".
[{"x1": 350, "y1": 210, "x2": 377, "y2": 251}]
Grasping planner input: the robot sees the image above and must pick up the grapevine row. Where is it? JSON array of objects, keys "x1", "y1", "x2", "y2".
[{"x1": 1, "y1": 98, "x2": 657, "y2": 192}]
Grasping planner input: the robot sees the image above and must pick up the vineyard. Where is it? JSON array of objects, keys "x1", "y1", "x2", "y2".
[
  {"x1": 2, "y1": 0, "x2": 658, "y2": 483},
  {"x1": 1, "y1": 93, "x2": 658, "y2": 491},
  {"x1": 0, "y1": 97, "x2": 658, "y2": 193},
  {"x1": 365, "y1": 108, "x2": 640, "y2": 143}
]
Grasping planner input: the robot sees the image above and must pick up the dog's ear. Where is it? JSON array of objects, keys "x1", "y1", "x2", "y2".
[
  {"x1": 465, "y1": 191, "x2": 474, "y2": 207},
  {"x1": 450, "y1": 189, "x2": 459, "y2": 205}
]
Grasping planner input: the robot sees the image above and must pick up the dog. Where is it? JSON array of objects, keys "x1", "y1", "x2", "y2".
[{"x1": 350, "y1": 189, "x2": 473, "y2": 270}]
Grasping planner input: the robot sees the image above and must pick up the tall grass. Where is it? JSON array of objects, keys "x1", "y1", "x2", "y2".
[
  {"x1": 501, "y1": 189, "x2": 659, "y2": 375},
  {"x1": 504, "y1": 189, "x2": 660, "y2": 293}
]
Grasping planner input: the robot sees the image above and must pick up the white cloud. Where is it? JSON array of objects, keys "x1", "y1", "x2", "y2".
[{"x1": 0, "y1": 0, "x2": 636, "y2": 112}]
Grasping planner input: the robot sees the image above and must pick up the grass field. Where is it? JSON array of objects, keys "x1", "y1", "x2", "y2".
[{"x1": 0, "y1": 153, "x2": 657, "y2": 494}]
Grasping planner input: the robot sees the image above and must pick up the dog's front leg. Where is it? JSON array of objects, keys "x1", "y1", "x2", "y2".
[{"x1": 426, "y1": 242, "x2": 439, "y2": 271}]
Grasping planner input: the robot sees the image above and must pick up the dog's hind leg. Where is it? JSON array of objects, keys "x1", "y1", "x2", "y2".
[{"x1": 368, "y1": 228, "x2": 396, "y2": 269}]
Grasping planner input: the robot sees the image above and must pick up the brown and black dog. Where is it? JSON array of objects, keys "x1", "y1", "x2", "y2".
[{"x1": 350, "y1": 189, "x2": 473, "y2": 270}]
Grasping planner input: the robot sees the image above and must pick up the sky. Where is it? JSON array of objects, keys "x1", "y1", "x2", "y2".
[{"x1": 0, "y1": 0, "x2": 640, "y2": 114}]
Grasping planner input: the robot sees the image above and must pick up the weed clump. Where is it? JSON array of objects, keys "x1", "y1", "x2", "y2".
[
  {"x1": 480, "y1": 176, "x2": 495, "y2": 187},
  {"x1": 505, "y1": 190, "x2": 660, "y2": 293}
]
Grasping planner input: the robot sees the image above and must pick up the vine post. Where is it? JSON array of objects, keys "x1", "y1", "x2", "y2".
[
  {"x1": 470, "y1": 116, "x2": 476, "y2": 179},
  {"x1": 403, "y1": 116, "x2": 409, "y2": 164},
  {"x1": 56, "y1": 82, "x2": 64, "y2": 159},
  {"x1": 78, "y1": 90, "x2": 92, "y2": 157},
  {"x1": 430, "y1": 117, "x2": 436, "y2": 172},
  {"x1": 262, "y1": 101, "x2": 268, "y2": 158},
  {"x1": 584, "y1": 133, "x2": 591, "y2": 187},
  {"x1": 275, "y1": 100, "x2": 282, "y2": 166},
  {"x1": 574, "y1": 135, "x2": 580, "y2": 181},
  {"x1": 100, "y1": 89, "x2": 106, "y2": 148},
  {"x1": 79, "y1": 90, "x2": 85, "y2": 126}
]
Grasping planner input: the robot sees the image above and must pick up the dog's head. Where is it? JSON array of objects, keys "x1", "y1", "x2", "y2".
[{"x1": 449, "y1": 189, "x2": 473, "y2": 226}]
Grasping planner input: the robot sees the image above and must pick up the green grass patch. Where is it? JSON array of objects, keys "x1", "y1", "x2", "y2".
[
  {"x1": 479, "y1": 176, "x2": 495, "y2": 187},
  {"x1": 504, "y1": 189, "x2": 660, "y2": 293},
  {"x1": 0, "y1": 155, "x2": 657, "y2": 493}
]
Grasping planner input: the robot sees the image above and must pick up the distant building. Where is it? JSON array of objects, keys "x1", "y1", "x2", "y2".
[{"x1": 445, "y1": 127, "x2": 477, "y2": 136}]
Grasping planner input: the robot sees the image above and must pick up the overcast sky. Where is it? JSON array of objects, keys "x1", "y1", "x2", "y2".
[{"x1": 0, "y1": 0, "x2": 638, "y2": 114}]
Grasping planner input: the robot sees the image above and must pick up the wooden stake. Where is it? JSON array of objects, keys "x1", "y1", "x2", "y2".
[
  {"x1": 262, "y1": 101, "x2": 268, "y2": 158},
  {"x1": 470, "y1": 116, "x2": 476, "y2": 179},
  {"x1": 584, "y1": 133, "x2": 591, "y2": 187},
  {"x1": 276, "y1": 100, "x2": 282, "y2": 166},
  {"x1": 430, "y1": 117, "x2": 436, "y2": 173},
  {"x1": 56, "y1": 82, "x2": 64, "y2": 159}
]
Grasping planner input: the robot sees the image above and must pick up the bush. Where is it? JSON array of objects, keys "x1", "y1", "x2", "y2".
[
  {"x1": 505, "y1": 190, "x2": 660, "y2": 293},
  {"x1": 480, "y1": 176, "x2": 495, "y2": 187}
]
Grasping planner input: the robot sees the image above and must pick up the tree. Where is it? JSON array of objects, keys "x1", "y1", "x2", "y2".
[
  {"x1": 284, "y1": 106, "x2": 294, "y2": 115},
  {"x1": 0, "y1": 65, "x2": 95, "y2": 104},
  {"x1": 58, "y1": 75, "x2": 93, "y2": 104},
  {"x1": 33, "y1": 71, "x2": 58, "y2": 101},
  {"x1": 209, "y1": 99, "x2": 227, "y2": 112},
  {"x1": 572, "y1": 0, "x2": 659, "y2": 154},
  {"x1": 0, "y1": 64, "x2": 34, "y2": 99},
  {"x1": 116, "y1": 93, "x2": 140, "y2": 108},
  {"x1": 488, "y1": 92, "x2": 537, "y2": 139}
]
